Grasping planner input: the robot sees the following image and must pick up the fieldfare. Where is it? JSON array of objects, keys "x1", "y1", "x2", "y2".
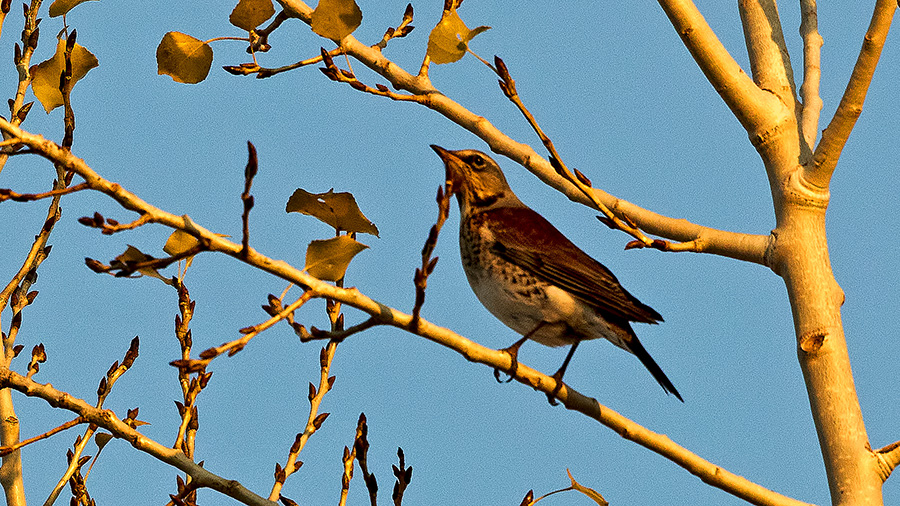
[{"x1": 431, "y1": 145, "x2": 682, "y2": 402}]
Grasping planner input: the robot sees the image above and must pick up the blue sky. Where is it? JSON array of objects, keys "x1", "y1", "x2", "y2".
[{"x1": 1, "y1": 1, "x2": 898, "y2": 504}]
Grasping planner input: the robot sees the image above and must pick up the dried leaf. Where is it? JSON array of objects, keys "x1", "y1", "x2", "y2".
[
  {"x1": 426, "y1": 7, "x2": 490, "y2": 64},
  {"x1": 156, "y1": 32, "x2": 213, "y2": 84},
  {"x1": 116, "y1": 245, "x2": 170, "y2": 283},
  {"x1": 286, "y1": 188, "x2": 378, "y2": 236},
  {"x1": 30, "y1": 38, "x2": 98, "y2": 113},
  {"x1": 95, "y1": 432, "x2": 112, "y2": 450},
  {"x1": 304, "y1": 235, "x2": 368, "y2": 282},
  {"x1": 567, "y1": 469, "x2": 608, "y2": 506},
  {"x1": 311, "y1": 0, "x2": 363, "y2": 41},
  {"x1": 230, "y1": 0, "x2": 275, "y2": 31}
]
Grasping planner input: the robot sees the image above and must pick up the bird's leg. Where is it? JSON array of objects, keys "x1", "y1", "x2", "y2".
[
  {"x1": 547, "y1": 341, "x2": 580, "y2": 405},
  {"x1": 493, "y1": 321, "x2": 547, "y2": 383},
  {"x1": 493, "y1": 335, "x2": 529, "y2": 383}
]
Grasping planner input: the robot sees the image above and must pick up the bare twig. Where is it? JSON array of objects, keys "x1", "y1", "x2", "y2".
[
  {"x1": 374, "y1": 4, "x2": 414, "y2": 50},
  {"x1": 354, "y1": 414, "x2": 379, "y2": 506},
  {"x1": 0, "y1": 182, "x2": 88, "y2": 202},
  {"x1": 491, "y1": 56, "x2": 666, "y2": 249},
  {"x1": 269, "y1": 342, "x2": 338, "y2": 501},
  {"x1": 85, "y1": 244, "x2": 206, "y2": 277},
  {"x1": 172, "y1": 291, "x2": 314, "y2": 373},
  {"x1": 241, "y1": 141, "x2": 258, "y2": 259},
  {"x1": 60, "y1": 30, "x2": 77, "y2": 151},
  {"x1": 0, "y1": 417, "x2": 84, "y2": 457},
  {"x1": 391, "y1": 447, "x2": 412, "y2": 506},
  {"x1": 171, "y1": 277, "x2": 208, "y2": 505},
  {"x1": 411, "y1": 185, "x2": 451, "y2": 329},
  {"x1": 319, "y1": 49, "x2": 427, "y2": 103},
  {"x1": 297, "y1": 317, "x2": 380, "y2": 343}
]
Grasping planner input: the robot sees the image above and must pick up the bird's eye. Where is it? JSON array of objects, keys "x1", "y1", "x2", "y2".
[{"x1": 470, "y1": 155, "x2": 486, "y2": 170}]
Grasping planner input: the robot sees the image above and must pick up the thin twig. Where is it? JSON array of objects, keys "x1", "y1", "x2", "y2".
[
  {"x1": 0, "y1": 417, "x2": 84, "y2": 457},
  {"x1": 0, "y1": 182, "x2": 88, "y2": 202},
  {"x1": 490, "y1": 56, "x2": 661, "y2": 248},
  {"x1": 319, "y1": 49, "x2": 427, "y2": 103},
  {"x1": 269, "y1": 341, "x2": 339, "y2": 501},
  {"x1": 241, "y1": 141, "x2": 258, "y2": 259},
  {"x1": 171, "y1": 291, "x2": 314, "y2": 373},
  {"x1": 411, "y1": 185, "x2": 451, "y2": 329}
]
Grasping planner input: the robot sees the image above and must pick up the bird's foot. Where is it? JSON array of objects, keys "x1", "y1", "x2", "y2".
[
  {"x1": 493, "y1": 350, "x2": 519, "y2": 383},
  {"x1": 493, "y1": 336, "x2": 529, "y2": 383},
  {"x1": 546, "y1": 369, "x2": 566, "y2": 406}
]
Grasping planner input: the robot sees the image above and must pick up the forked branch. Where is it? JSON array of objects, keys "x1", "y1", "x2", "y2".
[{"x1": 806, "y1": 0, "x2": 897, "y2": 188}]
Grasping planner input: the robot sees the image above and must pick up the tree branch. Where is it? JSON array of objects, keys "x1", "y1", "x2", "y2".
[
  {"x1": 875, "y1": 440, "x2": 900, "y2": 481},
  {"x1": 656, "y1": 0, "x2": 787, "y2": 135},
  {"x1": 738, "y1": 0, "x2": 797, "y2": 108},
  {"x1": 805, "y1": 0, "x2": 897, "y2": 188},
  {"x1": 798, "y1": 0, "x2": 824, "y2": 153}
]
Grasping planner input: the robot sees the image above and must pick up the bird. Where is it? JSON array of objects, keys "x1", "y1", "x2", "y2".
[{"x1": 431, "y1": 145, "x2": 682, "y2": 402}]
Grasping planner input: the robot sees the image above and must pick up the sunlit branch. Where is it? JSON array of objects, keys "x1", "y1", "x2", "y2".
[
  {"x1": 876, "y1": 440, "x2": 900, "y2": 481},
  {"x1": 656, "y1": 0, "x2": 784, "y2": 133},
  {"x1": 737, "y1": 0, "x2": 797, "y2": 107},
  {"x1": 798, "y1": 0, "x2": 824, "y2": 153},
  {"x1": 806, "y1": 0, "x2": 897, "y2": 188}
]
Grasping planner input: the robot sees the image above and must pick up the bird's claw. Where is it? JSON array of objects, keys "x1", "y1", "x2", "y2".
[
  {"x1": 493, "y1": 346, "x2": 520, "y2": 383},
  {"x1": 546, "y1": 370, "x2": 565, "y2": 406}
]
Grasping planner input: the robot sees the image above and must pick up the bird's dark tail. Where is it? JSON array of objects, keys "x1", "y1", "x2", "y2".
[{"x1": 621, "y1": 327, "x2": 683, "y2": 402}]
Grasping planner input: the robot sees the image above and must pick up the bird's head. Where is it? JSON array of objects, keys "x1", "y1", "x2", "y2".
[{"x1": 430, "y1": 145, "x2": 522, "y2": 213}]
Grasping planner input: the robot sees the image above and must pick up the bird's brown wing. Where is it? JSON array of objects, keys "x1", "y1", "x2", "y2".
[{"x1": 484, "y1": 207, "x2": 662, "y2": 324}]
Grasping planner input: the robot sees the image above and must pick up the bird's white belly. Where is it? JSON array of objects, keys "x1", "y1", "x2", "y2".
[{"x1": 464, "y1": 262, "x2": 587, "y2": 347}]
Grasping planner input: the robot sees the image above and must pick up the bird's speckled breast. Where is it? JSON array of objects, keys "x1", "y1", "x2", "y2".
[{"x1": 460, "y1": 211, "x2": 583, "y2": 347}]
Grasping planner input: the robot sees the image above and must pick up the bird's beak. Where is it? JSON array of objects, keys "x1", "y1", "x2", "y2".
[{"x1": 430, "y1": 144, "x2": 465, "y2": 193}]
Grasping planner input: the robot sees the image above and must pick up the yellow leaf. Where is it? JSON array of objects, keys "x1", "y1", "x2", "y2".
[
  {"x1": 286, "y1": 188, "x2": 379, "y2": 236},
  {"x1": 230, "y1": 0, "x2": 275, "y2": 31},
  {"x1": 567, "y1": 470, "x2": 608, "y2": 506},
  {"x1": 311, "y1": 0, "x2": 363, "y2": 41},
  {"x1": 426, "y1": 7, "x2": 490, "y2": 64},
  {"x1": 304, "y1": 235, "x2": 368, "y2": 282},
  {"x1": 48, "y1": 0, "x2": 98, "y2": 17},
  {"x1": 163, "y1": 229, "x2": 199, "y2": 269},
  {"x1": 30, "y1": 39, "x2": 99, "y2": 113},
  {"x1": 156, "y1": 32, "x2": 213, "y2": 84}
]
